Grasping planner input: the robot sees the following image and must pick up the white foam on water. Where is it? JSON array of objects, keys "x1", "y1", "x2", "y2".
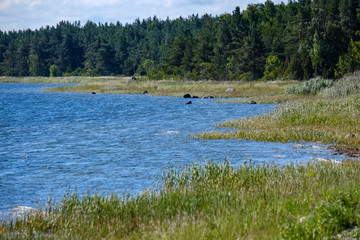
[
  {"x1": 161, "y1": 131, "x2": 180, "y2": 134},
  {"x1": 315, "y1": 158, "x2": 341, "y2": 165},
  {"x1": 10, "y1": 206, "x2": 36, "y2": 218}
]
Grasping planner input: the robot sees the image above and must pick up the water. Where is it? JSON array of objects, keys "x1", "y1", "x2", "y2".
[{"x1": 0, "y1": 83, "x2": 347, "y2": 217}]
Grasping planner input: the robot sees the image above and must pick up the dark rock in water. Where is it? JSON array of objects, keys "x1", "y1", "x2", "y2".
[
  {"x1": 186, "y1": 101, "x2": 192, "y2": 104},
  {"x1": 143, "y1": 91, "x2": 149, "y2": 94},
  {"x1": 183, "y1": 94, "x2": 192, "y2": 98},
  {"x1": 203, "y1": 96, "x2": 214, "y2": 99},
  {"x1": 248, "y1": 100, "x2": 257, "y2": 104},
  {"x1": 91, "y1": 92, "x2": 96, "y2": 94},
  {"x1": 192, "y1": 96, "x2": 199, "y2": 98},
  {"x1": 131, "y1": 76, "x2": 137, "y2": 81}
]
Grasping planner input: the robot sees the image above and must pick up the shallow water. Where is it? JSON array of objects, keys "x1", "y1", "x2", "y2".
[{"x1": 0, "y1": 83, "x2": 347, "y2": 217}]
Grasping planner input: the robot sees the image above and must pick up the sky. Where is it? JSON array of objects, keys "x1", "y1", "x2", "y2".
[{"x1": 0, "y1": 0, "x2": 283, "y2": 32}]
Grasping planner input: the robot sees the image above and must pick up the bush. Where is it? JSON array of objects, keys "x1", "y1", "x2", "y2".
[
  {"x1": 49, "y1": 65, "x2": 59, "y2": 77},
  {"x1": 322, "y1": 73, "x2": 360, "y2": 98},
  {"x1": 286, "y1": 77, "x2": 334, "y2": 95}
]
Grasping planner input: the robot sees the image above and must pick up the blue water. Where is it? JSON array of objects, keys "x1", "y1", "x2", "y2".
[{"x1": 0, "y1": 83, "x2": 348, "y2": 217}]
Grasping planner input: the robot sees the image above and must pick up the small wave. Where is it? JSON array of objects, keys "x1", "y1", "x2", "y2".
[
  {"x1": 315, "y1": 158, "x2": 341, "y2": 164},
  {"x1": 161, "y1": 131, "x2": 180, "y2": 134},
  {"x1": 11, "y1": 206, "x2": 36, "y2": 217}
]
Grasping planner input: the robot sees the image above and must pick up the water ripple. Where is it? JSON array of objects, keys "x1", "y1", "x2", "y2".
[{"x1": 0, "y1": 83, "x2": 349, "y2": 217}]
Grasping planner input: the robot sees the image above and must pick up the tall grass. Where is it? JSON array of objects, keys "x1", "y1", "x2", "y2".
[
  {"x1": 200, "y1": 75, "x2": 360, "y2": 155},
  {"x1": 322, "y1": 74, "x2": 360, "y2": 98},
  {"x1": 286, "y1": 77, "x2": 334, "y2": 95},
  {"x1": 1, "y1": 160, "x2": 359, "y2": 239}
]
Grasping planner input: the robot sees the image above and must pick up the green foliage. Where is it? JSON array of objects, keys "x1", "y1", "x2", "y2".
[
  {"x1": 282, "y1": 190, "x2": 360, "y2": 239},
  {"x1": 336, "y1": 34, "x2": 360, "y2": 77},
  {"x1": 0, "y1": 1, "x2": 360, "y2": 79},
  {"x1": 263, "y1": 55, "x2": 282, "y2": 80},
  {"x1": 49, "y1": 65, "x2": 59, "y2": 77},
  {"x1": 286, "y1": 77, "x2": 334, "y2": 95}
]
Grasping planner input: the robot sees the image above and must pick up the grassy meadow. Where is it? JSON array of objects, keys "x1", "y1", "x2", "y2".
[
  {"x1": 1, "y1": 75, "x2": 360, "y2": 239},
  {"x1": 1, "y1": 160, "x2": 359, "y2": 239}
]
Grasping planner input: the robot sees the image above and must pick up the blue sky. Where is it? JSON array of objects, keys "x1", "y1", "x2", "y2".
[{"x1": 0, "y1": 0, "x2": 283, "y2": 32}]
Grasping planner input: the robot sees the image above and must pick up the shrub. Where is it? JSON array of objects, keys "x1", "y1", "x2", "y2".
[
  {"x1": 322, "y1": 73, "x2": 360, "y2": 98},
  {"x1": 286, "y1": 77, "x2": 334, "y2": 95},
  {"x1": 49, "y1": 65, "x2": 59, "y2": 77}
]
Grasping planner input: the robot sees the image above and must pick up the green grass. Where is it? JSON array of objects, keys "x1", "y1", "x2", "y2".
[
  {"x1": 199, "y1": 74, "x2": 360, "y2": 157},
  {"x1": 1, "y1": 160, "x2": 359, "y2": 239},
  {"x1": 46, "y1": 79, "x2": 300, "y2": 99},
  {"x1": 199, "y1": 96, "x2": 360, "y2": 145},
  {"x1": 0, "y1": 76, "x2": 302, "y2": 100}
]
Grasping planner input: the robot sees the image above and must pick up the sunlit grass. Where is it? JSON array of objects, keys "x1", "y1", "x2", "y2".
[
  {"x1": 199, "y1": 96, "x2": 360, "y2": 148},
  {"x1": 0, "y1": 76, "x2": 302, "y2": 100},
  {"x1": 47, "y1": 79, "x2": 300, "y2": 99},
  {"x1": 1, "y1": 160, "x2": 359, "y2": 239},
  {"x1": 199, "y1": 75, "x2": 360, "y2": 157}
]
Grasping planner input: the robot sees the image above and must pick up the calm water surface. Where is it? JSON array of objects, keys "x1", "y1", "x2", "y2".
[{"x1": 0, "y1": 83, "x2": 347, "y2": 217}]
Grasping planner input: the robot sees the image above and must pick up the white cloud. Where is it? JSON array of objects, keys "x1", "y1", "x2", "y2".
[
  {"x1": 0, "y1": 0, "x2": 42, "y2": 11},
  {"x1": 0, "y1": 0, "x2": 284, "y2": 31},
  {"x1": 62, "y1": 0, "x2": 120, "y2": 7}
]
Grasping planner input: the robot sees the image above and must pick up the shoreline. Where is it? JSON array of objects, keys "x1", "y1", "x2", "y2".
[{"x1": 1, "y1": 77, "x2": 359, "y2": 158}]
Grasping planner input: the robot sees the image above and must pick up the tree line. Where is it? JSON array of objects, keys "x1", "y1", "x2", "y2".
[{"x1": 1, "y1": 0, "x2": 360, "y2": 80}]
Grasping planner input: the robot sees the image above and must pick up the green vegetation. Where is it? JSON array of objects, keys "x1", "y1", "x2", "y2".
[
  {"x1": 1, "y1": 160, "x2": 359, "y2": 239},
  {"x1": 285, "y1": 77, "x2": 334, "y2": 95},
  {"x1": 1, "y1": 0, "x2": 360, "y2": 80},
  {"x1": 199, "y1": 73, "x2": 360, "y2": 157},
  {"x1": 47, "y1": 79, "x2": 298, "y2": 99},
  {"x1": 0, "y1": 76, "x2": 301, "y2": 99}
]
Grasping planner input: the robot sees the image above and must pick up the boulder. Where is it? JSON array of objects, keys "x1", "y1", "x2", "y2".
[
  {"x1": 183, "y1": 94, "x2": 192, "y2": 98},
  {"x1": 203, "y1": 96, "x2": 214, "y2": 99},
  {"x1": 143, "y1": 91, "x2": 149, "y2": 94},
  {"x1": 186, "y1": 101, "x2": 192, "y2": 104},
  {"x1": 192, "y1": 96, "x2": 199, "y2": 98},
  {"x1": 131, "y1": 76, "x2": 137, "y2": 81},
  {"x1": 248, "y1": 100, "x2": 257, "y2": 104},
  {"x1": 225, "y1": 88, "x2": 235, "y2": 93},
  {"x1": 91, "y1": 92, "x2": 96, "y2": 94}
]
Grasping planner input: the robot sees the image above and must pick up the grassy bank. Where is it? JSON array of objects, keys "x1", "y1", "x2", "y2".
[
  {"x1": 1, "y1": 160, "x2": 359, "y2": 239},
  {"x1": 0, "y1": 76, "x2": 301, "y2": 100},
  {"x1": 47, "y1": 78, "x2": 300, "y2": 99},
  {"x1": 199, "y1": 74, "x2": 360, "y2": 157}
]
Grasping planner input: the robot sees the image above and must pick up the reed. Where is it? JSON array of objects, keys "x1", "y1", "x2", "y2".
[{"x1": 1, "y1": 160, "x2": 359, "y2": 239}]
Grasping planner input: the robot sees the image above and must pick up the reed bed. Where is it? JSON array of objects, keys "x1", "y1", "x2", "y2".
[{"x1": 1, "y1": 160, "x2": 359, "y2": 239}]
